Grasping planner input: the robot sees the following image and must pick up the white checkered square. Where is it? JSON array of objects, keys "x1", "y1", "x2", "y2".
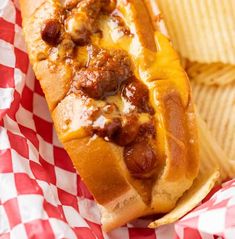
[
  {"x1": 36, "y1": 180, "x2": 60, "y2": 206},
  {"x1": 78, "y1": 198, "x2": 101, "y2": 224},
  {"x1": 199, "y1": 231, "x2": 215, "y2": 239},
  {"x1": 49, "y1": 184, "x2": 61, "y2": 205},
  {"x1": 214, "y1": 187, "x2": 235, "y2": 204},
  {"x1": 0, "y1": 0, "x2": 15, "y2": 24},
  {"x1": 18, "y1": 195, "x2": 48, "y2": 223},
  {"x1": 49, "y1": 218, "x2": 77, "y2": 239},
  {"x1": 0, "y1": 127, "x2": 10, "y2": 150},
  {"x1": 63, "y1": 205, "x2": 89, "y2": 227},
  {"x1": 28, "y1": 141, "x2": 39, "y2": 163},
  {"x1": 225, "y1": 228, "x2": 235, "y2": 239},
  {"x1": 0, "y1": 0, "x2": 8, "y2": 10},
  {"x1": 175, "y1": 223, "x2": 184, "y2": 239},
  {"x1": 228, "y1": 197, "x2": 235, "y2": 207},
  {"x1": 33, "y1": 93, "x2": 52, "y2": 123},
  {"x1": 181, "y1": 207, "x2": 208, "y2": 221},
  {"x1": 55, "y1": 166, "x2": 77, "y2": 195},
  {"x1": 0, "y1": 40, "x2": 15, "y2": 67},
  {"x1": 229, "y1": 181, "x2": 235, "y2": 187},
  {"x1": 106, "y1": 227, "x2": 129, "y2": 239},
  {"x1": 0, "y1": 173, "x2": 17, "y2": 203},
  {"x1": 14, "y1": 68, "x2": 25, "y2": 94},
  {"x1": 11, "y1": 150, "x2": 32, "y2": 176},
  {"x1": 155, "y1": 224, "x2": 175, "y2": 239},
  {"x1": 15, "y1": 106, "x2": 35, "y2": 131},
  {"x1": 10, "y1": 223, "x2": 28, "y2": 239},
  {"x1": 3, "y1": 115, "x2": 21, "y2": 136},
  {"x1": 38, "y1": 136, "x2": 54, "y2": 164},
  {"x1": 0, "y1": 205, "x2": 10, "y2": 233},
  {"x1": 198, "y1": 208, "x2": 226, "y2": 234},
  {"x1": 14, "y1": 24, "x2": 27, "y2": 53},
  {"x1": 0, "y1": 87, "x2": 14, "y2": 109}
]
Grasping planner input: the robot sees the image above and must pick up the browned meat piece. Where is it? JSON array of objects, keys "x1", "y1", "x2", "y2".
[
  {"x1": 41, "y1": 19, "x2": 61, "y2": 45},
  {"x1": 72, "y1": 47, "x2": 132, "y2": 99},
  {"x1": 124, "y1": 140, "x2": 157, "y2": 178}
]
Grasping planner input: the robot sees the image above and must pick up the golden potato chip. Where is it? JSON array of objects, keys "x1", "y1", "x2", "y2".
[
  {"x1": 185, "y1": 60, "x2": 235, "y2": 85},
  {"x1": 192, "y1": 81, "x2": 235, "y2": 169},
  {"x1": 197, "y1": 113, "x2": 235, "y2": 180},
  {"x1": 156, "y1": 0, "x2": 235, "y2": 64}
]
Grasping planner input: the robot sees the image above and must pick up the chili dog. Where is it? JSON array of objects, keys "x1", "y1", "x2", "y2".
[{"x1": 20, "y1": 0, "x2": 199, "y2": 231}]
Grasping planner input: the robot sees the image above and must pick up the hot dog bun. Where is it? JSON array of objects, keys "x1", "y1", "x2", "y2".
[{"x1": 20, "y1": 0, "x2": 199, "y2": 231}]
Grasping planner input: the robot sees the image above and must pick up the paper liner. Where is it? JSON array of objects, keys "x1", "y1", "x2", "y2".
[
  {"x1": 0, "y1": 1, "x2": 235, "y2": 239},
  {"x1": 156, "y1": 0, "x2": 235, "y2": 64}
]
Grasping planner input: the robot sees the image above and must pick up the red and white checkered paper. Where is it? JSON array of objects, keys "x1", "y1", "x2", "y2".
[{"x1": 0, "y1": 0, "x2": 235, "y2": 238}]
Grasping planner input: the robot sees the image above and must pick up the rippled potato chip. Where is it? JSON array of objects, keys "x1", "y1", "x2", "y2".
[
  {"x1": 196, "y1": 114, "x2": 235, "y2": 180},
  {"x1": 156, "y1": 0, "x2": 235, "y2": 64},
  {"x1": 192, "y1": 82, "x2": 235, "y2": 171},
  {"x1": 185, "y1": 60, "x2": 235, "y2": 85}
]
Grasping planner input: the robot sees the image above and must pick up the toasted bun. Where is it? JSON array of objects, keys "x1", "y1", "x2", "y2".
[{"x1": 20, "y1": 0, "x2": 199, "y2": 231}]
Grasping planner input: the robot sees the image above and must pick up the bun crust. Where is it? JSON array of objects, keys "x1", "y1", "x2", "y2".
[{"x1": 20, "y1": 0, "x2": 199, "y2": 231}]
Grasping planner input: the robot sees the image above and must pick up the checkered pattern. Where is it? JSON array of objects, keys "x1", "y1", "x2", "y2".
[
  {"x1": 0, "y1": 1, "x2": 235, "y2": 239},
  {"x1": 175, "y1": 181, "x2": 235, "y2": 239}
]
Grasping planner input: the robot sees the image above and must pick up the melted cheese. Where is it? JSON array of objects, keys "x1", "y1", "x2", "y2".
[
  {"x1": 63, "y1": 4, "x2": 189, "y2": 145},
  {"x1": 91, "y1": 9, "x2": 190, "y2": 161},
  {"x1": 95, "y1": 14, "x2": 189, "y2": 106},
  {"x1": 76, "y1": 46, "x2": 88, "y2": 65}
]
